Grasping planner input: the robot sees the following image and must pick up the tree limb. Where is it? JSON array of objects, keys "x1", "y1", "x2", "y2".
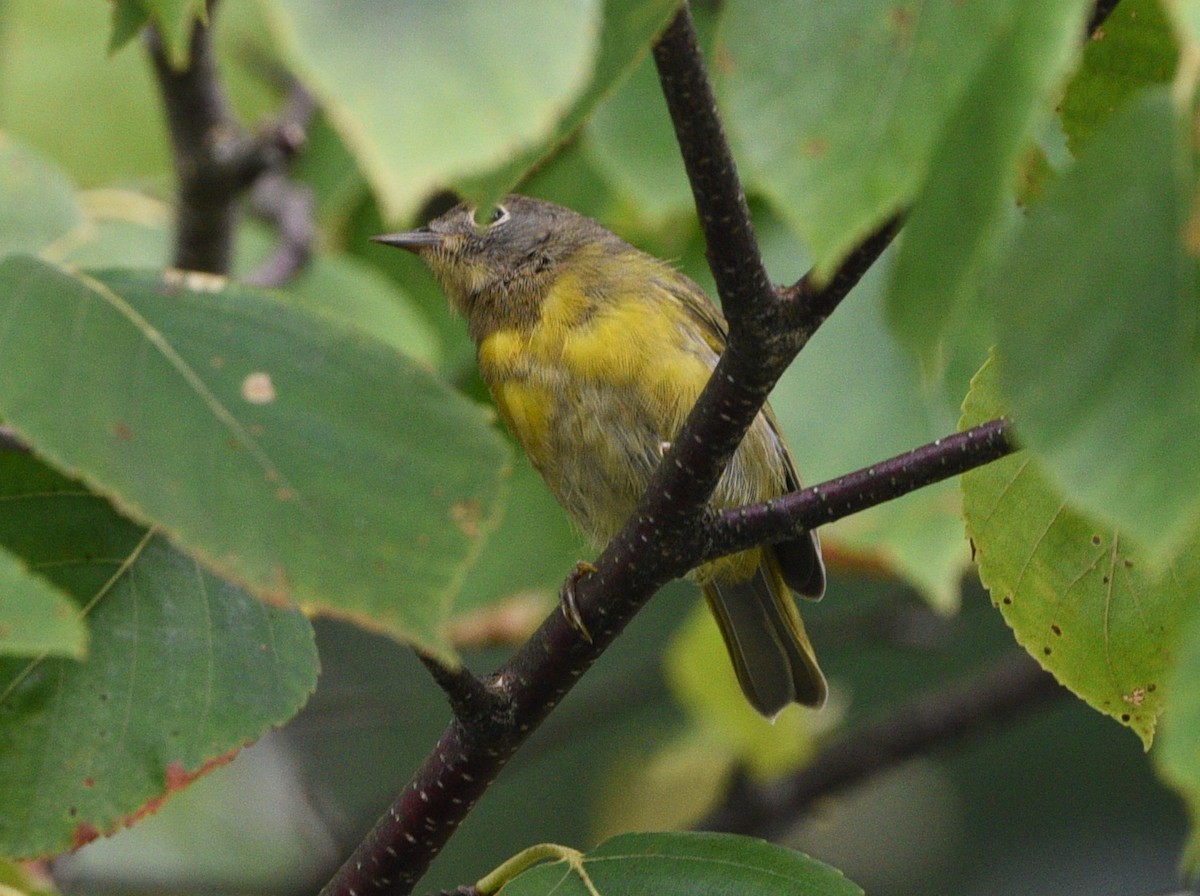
[
  {"x1": 316, "y1": 420, "x2": 1017, "y2": 896},
  {"x1": 697, "y1": 651, "x2": 1065, "y2": 839},
  {"x1": 702, "y1": 418, "x2": 1014, "y2": 566}
]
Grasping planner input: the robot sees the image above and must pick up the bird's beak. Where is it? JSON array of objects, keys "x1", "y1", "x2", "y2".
[{"x1": 371, "y1": 229, "x2": 446, "y2": 254}]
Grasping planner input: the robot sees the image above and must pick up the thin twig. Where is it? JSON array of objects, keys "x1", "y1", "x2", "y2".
[
  {"x1": 244, "y1": 82, "x2": 318, "y2": 287},
  {"x1": 779, "y1": 213, "x2": 904, "y2": 339},
  {"x1": 697, "y1": 651, "x2": 1064, "y2": 839},
  {"x1": 702, "y1": 418, "x2": 1014, "y2": 565},
  {"x1": 243, "y1": 171, "x2": 316, "y2": 287}
]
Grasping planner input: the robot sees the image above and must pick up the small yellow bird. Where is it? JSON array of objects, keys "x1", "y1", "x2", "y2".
[{"x1": 376, "y1": 195, "x2": 826, "y2": 716}]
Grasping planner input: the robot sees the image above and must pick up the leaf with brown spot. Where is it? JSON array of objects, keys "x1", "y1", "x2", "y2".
[
  {"x1": 963, "y1": 356, "x2": 1198, "y2": 747},
  {"x1": 0, "y1": 259, "x2": 509, "y2": 661}
]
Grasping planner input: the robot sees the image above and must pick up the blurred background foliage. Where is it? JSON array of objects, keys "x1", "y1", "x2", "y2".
[{"x1": 0, "y1": 0, "x2": 1196, "y2": 894}]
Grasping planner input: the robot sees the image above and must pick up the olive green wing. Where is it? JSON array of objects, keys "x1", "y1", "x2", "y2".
[
  {"x1": 657, "y1": 265, "x2": 826, "y2": 600},
  {"x1": 654, "y1": 268, "x2": 730, "y2": 356},
  {"x1": 766, "y1": 404, "x2": 826, "y2": 600}
]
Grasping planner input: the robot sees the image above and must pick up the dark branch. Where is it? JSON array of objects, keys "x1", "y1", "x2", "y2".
[
  {"x1": 244, "y1": 82, "x2": 318, "y2": 287},
  {"x1": 698, "y1": 651, "x2": 1065, "y2": 839},
  {"x1": 146, "y1": 2, "x2": 315, "y2": 277},
  {"x1": 416, "y1": 654, "x2": 511, "y2": 730},
  {"x1": 318, "y1": 420, "x2": 1017, "y2": 896},
  {"x1": 652, "y1": 4, "x2": 771, "y2": 332},
  {"x1": 316, "y1": 0, "x2": 1064, "y2": 892},
  {"x1": 702, "y1": 418, "x2": 1014, "y2": 566},
  {"x1": 243, "y1": 171, "x2": 316, "y2": 287},
  {"x1": 147, "y1": 4, "x2": 244, "y2": 274},
  {"x1": 779, "y1": 213, "x2": 904, "y2": 340}
]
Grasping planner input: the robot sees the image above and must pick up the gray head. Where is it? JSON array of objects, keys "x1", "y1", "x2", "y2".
[{"x1": 374, "y1": 195, "x2": 624, "y2": 337}]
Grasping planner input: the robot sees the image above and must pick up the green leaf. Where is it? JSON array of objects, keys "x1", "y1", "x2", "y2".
[
  {"x1": 288, "y1": 111, "x2": 371, "y2": 229},
  {"x1": 962, "y1": 355, "x2": 1199, "y2": 747},
  {"x1": 720, "y1": 0, "x2": 1036, "y2": 274},
  {"x1": 0, "y1": 258, "x2": 508, "y2": 661},
  {"x1": 0, "y1": 856, "x2": 56, "y2": 896},
  {"x1": 0, "y1": 132, "x2": 82, "y2": 259},
  {"x1": 453, "y1": 454, "x2": 587, "y2": 616},
  {"x1": 0, "y1": 452, "x2": 318, "y2": 858},
  {"x1": 1061, "y1": 0, "x2": 1177, "y2": 154},
  {"x1": 495, "y1": 832, "x2": 862, "y2": 896},
  {"x1": 48, "y1": 191, "x2": 443, "y2": 368},
  {"x1": 887, "y1": 0, "x2": 1088, "y2": 376},
  {"x1": 459, "y1": 0, "x2": 682, "y2": 218},
  {"x1": 276, "y1": 252, "x2": 442, "y2": 368},
  {"x1": 992, "y1": 87, "x2": 1200, "y2": 561},
  {"x1": 234, "y1": 220, "x2": 443, "y2": 368},
  {"x1": 584, "y1": 49, "x2": 693, "y2": 224},
  {"x1": 0, "y1": 546, "x2": 86, "y2": 658},
  {"x1": 264, "y1": 0, "x2": 603, "y2": 223},
  {"x1": 1167, "y1": 0, "x2": 1200, "y2": 46}
]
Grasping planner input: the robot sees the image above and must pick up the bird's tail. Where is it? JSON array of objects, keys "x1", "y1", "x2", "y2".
[{"x1": 701, "y1": 547, "x2": 827, "y2": 718}]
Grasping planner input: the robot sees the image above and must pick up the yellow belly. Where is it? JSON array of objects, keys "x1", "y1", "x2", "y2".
[{"x1": 477, "y1": 279, "x2": 789, "y2": 556}]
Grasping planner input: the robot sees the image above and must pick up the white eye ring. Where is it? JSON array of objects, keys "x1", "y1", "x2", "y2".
[{"x1": 489, "y1": 205, "x2": 510, "y2": 226}]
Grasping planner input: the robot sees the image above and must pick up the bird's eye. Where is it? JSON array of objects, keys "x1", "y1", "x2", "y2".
[{"x1": 489, "y1": 205, "x2": 510, "y2": 226}]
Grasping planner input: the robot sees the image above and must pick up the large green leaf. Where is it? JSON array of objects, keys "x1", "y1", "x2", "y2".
[
  {"x1": 46, "y1": 190, "x2": 441, "y2": 368},
  {"x1": 886, "y1": 0, "x2": 1087, "y2": 377},
  {"x1": 264, "y1": 0, "x2": 603, "y2": 222},
  {"x1": 992, "y1": 87, "x2": 1200, "y2": 560},
  {"x1": 0, "y1": 258, "x2": 508, "y2": 661},
  {"x1": 453, "y1": 453, "x2": 587, "y2": 616},
  {"x1": 719, "y1": 0, "x2": 1028, "y2": 274},
  {"x1": 3, "y1": 0, "x2": 281, "y2": 191},
  {"x1": 962, "y1": 356, "x2": 1198, "y2": 747},
  {"x1": 584, "y1": 42, "x2": 694, "y2": 224},
  {"x1": 494, "y1": 833, "x2": 861, "y2": 896},
  {"x1": 0, "y1": 452, "x2": 317, "y2": 858}
]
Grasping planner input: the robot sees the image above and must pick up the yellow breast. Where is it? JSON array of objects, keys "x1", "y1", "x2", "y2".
[{"x1": 476, "y1": 265, "x2": 735, "y2": 540}]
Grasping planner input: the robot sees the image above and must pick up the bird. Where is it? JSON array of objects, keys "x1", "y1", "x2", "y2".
[{"x1": 375, "y1": 195, "x2": 826, "y2": 717}]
